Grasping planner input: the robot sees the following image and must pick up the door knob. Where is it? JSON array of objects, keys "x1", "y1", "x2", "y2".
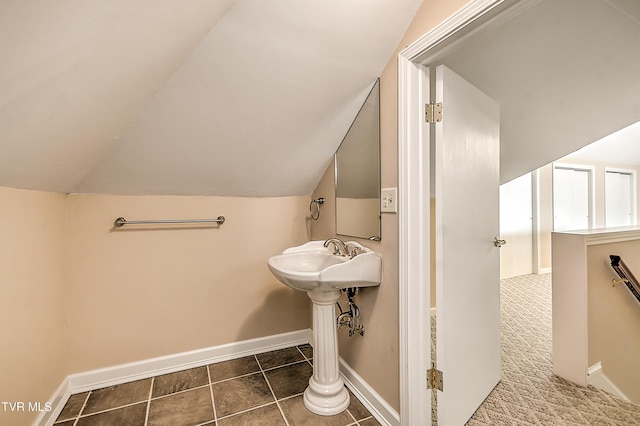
[{"x1": 494, "y1": 236, "x2": 507, "y2": 248}]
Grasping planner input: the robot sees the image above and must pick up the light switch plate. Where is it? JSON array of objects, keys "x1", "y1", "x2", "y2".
[{"x1": 381, "y1": 188, "x2": 398, "y2": 213}]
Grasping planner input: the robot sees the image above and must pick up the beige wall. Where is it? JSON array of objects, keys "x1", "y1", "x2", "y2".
[
  {"x1": 1, "y1": 0, "x2": 479, "y2": 419},
  {"x1": 311, "y1": 0, "x2": 471, "y2": 411},
  {"x1": 64, "y1": 194, "x2": 311, "y2": 372},
  {"x1": 537, "y1": 164, "x2": 554, "y2": 271},
  {"x1": 0, "y1": 187, "x2": 67, "y2": 426},
  {"x1": 0, "y1": 188, "x2": 311, "y2": 425},
  {"x1": 587, "y1": 240, "x2": 640, "y2": 403}
]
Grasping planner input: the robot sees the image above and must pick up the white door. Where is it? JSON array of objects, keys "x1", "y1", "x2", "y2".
[
  {"x1": 553, "y1": 166, "x2": 591, "y2": 231},
  {"x1": 434, "y1": 65, "x2": 501, "y2": 425},
  {"x1": 499, "y1": 173, "x2": 533, "y2": 278},
  {"x1": 605, "y1": 169, "x2": 635, "y2": 227}
]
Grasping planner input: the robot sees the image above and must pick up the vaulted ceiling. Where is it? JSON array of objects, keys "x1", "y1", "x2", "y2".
[
  {"x1": 0, "y1": 0, "x2": 423, "y2": 196},
  {"x1": 563, "y1": 120, "x2": 640, "y2": 166},
  {"x1": 6, "y1": 0, "x2": 638, "y2": 196},
  {"x1": 438, "y1": 0, "x2": 640, "y2": 183}
]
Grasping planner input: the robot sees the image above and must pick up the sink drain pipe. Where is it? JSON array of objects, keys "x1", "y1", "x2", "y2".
[{"x1": 336, "y1": 288, "x2": 365, "y2": 337}]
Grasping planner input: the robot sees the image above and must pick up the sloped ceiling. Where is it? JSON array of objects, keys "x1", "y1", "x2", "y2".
[
  {"x1": 563, "y1": 120, "x2": 640, "y2": 166},
  {"x1": 0, "y1": 0, "x2": 423, "y2": 196},
  {"x1": 437, "y1": 0, "x2": 640, "y2": 184}
]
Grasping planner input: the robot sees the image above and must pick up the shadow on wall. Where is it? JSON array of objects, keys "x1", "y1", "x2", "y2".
[{"x1": 235, "y1": 287, "x2": 310, "y2": 342}]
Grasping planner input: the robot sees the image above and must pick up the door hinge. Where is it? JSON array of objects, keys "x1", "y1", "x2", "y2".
[
  {"x1": 427, "y1": 368, "x2": 443, "y2": 391},
  {"x1": 425, "y1": 102, "x2": 443, "y2": 124}
]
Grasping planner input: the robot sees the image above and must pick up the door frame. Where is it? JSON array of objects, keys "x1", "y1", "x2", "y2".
[
  {"x1": 604, "y1": 166, "x2": 637, "y2": 227},
  {"x1": 499, "y1": 172, "x2": 534, "y2": 279},
  {"x1": 552, "y1": 162, "x2": 596, "y2": 231},
  {"x1": 397, "y1": 0, "x2": 530, "y2": 423}
]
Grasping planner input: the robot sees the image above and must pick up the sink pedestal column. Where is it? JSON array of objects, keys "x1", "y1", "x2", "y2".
[{"x1": 304, "y1": 290, "x2": 350, "y2": 415}]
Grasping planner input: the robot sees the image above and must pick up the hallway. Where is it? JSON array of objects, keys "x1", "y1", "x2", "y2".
[{"x1": 468, "y1": 274, "x2": 640, "y2": 424}]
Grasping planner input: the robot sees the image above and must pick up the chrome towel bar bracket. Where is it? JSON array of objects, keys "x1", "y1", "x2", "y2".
[
  {"x1": 114, "y1": 216, "x2": 225, "y2": 228},
  {"x1": 310, "y1": 197, "x2": 324, "y2": 221}
]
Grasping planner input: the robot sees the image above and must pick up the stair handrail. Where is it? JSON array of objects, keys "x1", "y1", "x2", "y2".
[{"x1": 609, "y1": 255, "x2": 640, "y2": 304}]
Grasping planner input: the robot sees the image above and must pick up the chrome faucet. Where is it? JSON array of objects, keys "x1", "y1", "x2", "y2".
[
  {"x1": 324, "y1": 238, "x2": 348, "y2": 256},
  {"x1": 345, "y1": 244, "x2": 365, "y2": 258}
]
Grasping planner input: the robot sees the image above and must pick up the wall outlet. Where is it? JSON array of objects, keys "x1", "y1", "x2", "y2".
[{"x1": 381, "y1": 188, "x2": 398, "y2": 213}]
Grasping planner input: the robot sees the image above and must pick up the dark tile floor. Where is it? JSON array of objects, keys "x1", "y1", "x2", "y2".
[{"x1": 54, "y1": 344, "x2": 381, "y2": 426}]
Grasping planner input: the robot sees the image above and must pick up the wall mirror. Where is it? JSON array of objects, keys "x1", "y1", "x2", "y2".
[{"x1": 335, "y1": 79, "x2": 381, "y2": 240}]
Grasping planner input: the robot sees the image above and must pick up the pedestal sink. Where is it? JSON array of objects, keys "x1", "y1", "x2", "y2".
[{"x1": 268, "y1": 240, "x2": 382, "y2": 416}]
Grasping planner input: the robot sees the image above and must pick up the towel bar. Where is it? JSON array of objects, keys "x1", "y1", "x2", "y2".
[{"x1": 114, "y1": 216, "x2": 225, "y2": 228}]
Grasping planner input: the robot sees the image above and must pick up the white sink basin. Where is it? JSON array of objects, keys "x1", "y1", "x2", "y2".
[
  {"x1": 267, "y1": 240, "x2": 382, "y2": 415},
  {"x1": 268, "y1": 241, "x2": 381, "y2": 292}
]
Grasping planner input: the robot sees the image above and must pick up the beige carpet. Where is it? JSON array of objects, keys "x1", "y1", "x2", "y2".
[{"x1": 433, "y1": 274, "x2": 640, "y2": 425}]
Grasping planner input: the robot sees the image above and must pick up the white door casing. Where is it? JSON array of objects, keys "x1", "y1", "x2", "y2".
[
  {"x1": 605, "y1": 168, "x2": 636, "y2": 227},
  {"x1": 434, "y1": 64, "x2": 502, "y2": 425},
  {"x1": 398, "y1": 1, "x2": 519, "y2": 424},
  {"x1": 553, "y1": 164, "x2": 594, "y2": 232},
  {"x1": 500, "y1": 173, "x2": 534, "y2": 278}
]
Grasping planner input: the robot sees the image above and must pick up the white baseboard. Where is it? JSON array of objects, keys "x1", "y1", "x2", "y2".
[
  {"x1": 66, "y1": 329, "x2": 312, "y2": 393},
  {"x1": 340, "y1": 357, "x2": 400, "y2": 426},
  {"x1": 587, "y1": 362, "x2": 630, "y2": 402},
  {"x1": 36, "y1": 378, "x2": 71, "y2": 426},
  {"x1": 430, "y1": 307, "x2": 436, "y2": 317},
  {"x1": 39, "y1": 329, "x2": 397, "y2": 426},
  {"x1": 537, "y1": 267, "x2": 552, "y2": 275},
  {"x1": 38, "y1": 329, "x2": 311, "y2": 426}
]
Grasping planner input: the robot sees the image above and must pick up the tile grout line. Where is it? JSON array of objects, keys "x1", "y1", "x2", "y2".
[
  {"x1": 206, "y1": 364, "x2": 218, "y2": 425},
  {"x1": 72, "y1": 391, "x2": 91, "y2": 426},
  {"x1": 143, "y1": 376, "x2": 154, "y2": 426},
  {"x1": 66, "y1": 378, "x2": 154, "y2": 422},
  {"x1": 150, "y1": 382, "x2": 210, "y2": 401},
  {"x1": 209, "y1": 369, "x2": 262, "y2": 385},
  {"x1": 215, "y1": 401, "x2": 285, "y2": 422},
  {"x1": 297, "y1": 345, "x2": 315, "y2": 368},
  {"x1": 73, "y1": 399, "x2": 150, "y2": 419},
  {"x1": 276, "y1": 391, "x2": 304, "y2": 402},
  {"x1": 261, "y1": 358, "x2": 311, "y2": 373},
  {"x1": 207, "y1": 359, "x2": 309, "y2": 387},
  {"x1": 359, "y1": 415, "x2": 376, "y2": 423},
  {"x1": 345, "y1": 405, "x2": 359, "y2": 425},
  {"x1": 255, "y1": 354, "x2": 291, "y2": 426},
  {"x1": 295, "y1": 345, "x2": 308, "y2": 361}
]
